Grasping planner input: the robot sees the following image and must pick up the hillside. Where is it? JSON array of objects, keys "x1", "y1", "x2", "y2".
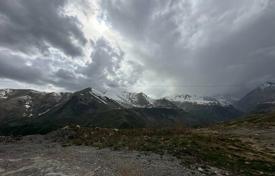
[
  {"x1": 1, "y1": 88, "x2": 275, "y2": 175},
  {"x1": 0, "y1": 88, "x2": 242, "y2": 135},
  {"x1": 236, "y1": 82, "x2": 275, "y2": 112},
  {"x1": 50, "y1": 112, "x2": 275, "y2": 176}
]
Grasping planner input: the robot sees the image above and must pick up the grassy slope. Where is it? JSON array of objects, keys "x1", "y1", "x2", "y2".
[
  {"x1": 56, "y1": 113, "x2": 275, "y2": 176},
  {"x1": 218, "y1": 112, "x2": 275, "y2": 129}
]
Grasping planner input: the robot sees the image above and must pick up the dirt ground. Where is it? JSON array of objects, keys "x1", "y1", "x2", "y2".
[{"x1": 0, "y1": 135, "x2": 228, "y2": 176}]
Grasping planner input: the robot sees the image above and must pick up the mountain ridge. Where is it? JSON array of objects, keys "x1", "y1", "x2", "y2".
[
  {"x1": 2, "y1": 81, "x2": 275, "y2": 135},
  {"x1": 236, "y1": 81, "x2": 275, "y2": 112},
  {"x1": 0, "y1": 87, "x2": 243, "y2": 135}
]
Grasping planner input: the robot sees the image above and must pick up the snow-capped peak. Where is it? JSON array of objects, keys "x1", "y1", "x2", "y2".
[
  {"x1": 89, "y1": 88, "x2": 108, "y2": 105},
  {"x1": 103, "y1": 90, "x2": 154, "y2": 108},
  {"x1": 76, "y1": 87, "x2": 109, "y2": 105},
  {"x1": 213, "y1": 95, "x2": 238, "y2": 106},
  {"x1": 89, "y1": 88, "x2": 106, "y2": 97},
  {"x1": 166, "y1": 94, "x2": 220, "y2": 105},
  {"x1": 166, "y1": 94, "x2": 236, "y2": 106}
]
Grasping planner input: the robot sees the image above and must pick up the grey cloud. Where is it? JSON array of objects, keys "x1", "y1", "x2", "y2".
[
  {"x1": 0, "y1": 0, "x2": 141, "y2": 93},
  {"x1": 0, "y1": 52, "x2": 45, "y2": 84},
  {"x1": 56, "y1": 69, "x2": 76, "y2": 80},
  {"x1": 50, "y1": 38, "x2": 137, "y2": 91},
  {"x1": 101, "y1": 0, "x2": 156, "y2": 41},
  {"x1": 83, "y1": 38, "x2": 123, "y2": 78},
  {"x1": 182, "y1": 1, "x2": 275, "y2": 95},
  {"x1": 101, "y1": 0, "x2": 275, "y2": 97},
  {"x1": 1, "y1": 0, "x2": 274, "y2": 97},
  {"x1": 79, "y1": 38, "x2": 127, "y2": 90},
  {"x1": 0, "y1": 38, "x2": 139, "y2": 93},
  {"x1": 0, "y1": 0, "x2": 87, "y2": 57}
]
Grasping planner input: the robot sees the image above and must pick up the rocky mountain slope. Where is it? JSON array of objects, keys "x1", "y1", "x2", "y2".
[
  {"x1": 236, "y1": 81, "x2": 275, "y2": 112},
  {"x1": 0, "y1": 89, "x2": 71, "y2": 120},
  {"x1": 1, "y1": 85, "x2": 275, "y2": 175},
  {"x1": 0, "y1": 88, "x2": 242, "y2": 135},
  {"x1": 1, "y1": 109, "x2": 274, "y2": 176},
  {"x1": 107, "y1": 90, "x2": 242, "y2": 125}
]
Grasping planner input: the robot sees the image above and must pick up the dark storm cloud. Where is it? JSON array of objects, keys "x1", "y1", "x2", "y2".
[
  {"x1": 0, "y1": 52, "x2": 45, "y2": 84},
  {"x1": 0, "y1": 0, "x2": 87, "y2": 57},
  {"x1": 56, "y1": 69, "x2": 76, "y2": 80},
  {"x1": 101, "y1": 0, "x2": 275, "y2": 96},
  {"x1": 191, "y1": 5, "x2": 275, "y2": 95},
  {"x1": 1, "y1": 0, "x2": 274, "y2": 96}
]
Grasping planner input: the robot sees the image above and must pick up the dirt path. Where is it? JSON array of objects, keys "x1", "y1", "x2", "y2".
[{"x1": 0, "y1": 136, "x2": 214, "y2": 176}]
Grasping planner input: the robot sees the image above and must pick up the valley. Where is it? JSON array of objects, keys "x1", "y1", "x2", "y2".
[
  {"x1": 1, "y1": 1, "x2": 274, "y2": 175},
  {"x1": 1, "y1": 82, "x2": 275, "y2": 175}
]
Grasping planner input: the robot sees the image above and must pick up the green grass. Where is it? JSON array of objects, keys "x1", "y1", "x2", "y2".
[{"x1": 220, "y1": 112, "x2": 275, "y2": 128}]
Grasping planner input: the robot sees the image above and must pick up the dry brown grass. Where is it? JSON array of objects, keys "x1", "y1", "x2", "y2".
[
  {"x1": 117, "y1": 163, "x2": 143, "y2": 176},
  {"x1": 58, "y1": 126, "x2": 275, "y2": 176}
]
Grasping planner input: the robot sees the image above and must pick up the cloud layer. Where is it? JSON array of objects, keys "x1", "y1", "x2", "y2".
[
  {"x1": 0, "y1": 0, "x2": 137, "y2": 93},
  {"x1": 100, "y1": 0, "x2": 275, "y2": 96},
  {"x1": 0, "y1": 0, "x2": 87, "y2": 57},
  {"x1": 0, "y1": 0, "x2": 275, "y2": 97}
]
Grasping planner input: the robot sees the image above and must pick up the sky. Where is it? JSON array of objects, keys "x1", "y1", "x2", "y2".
[{"x1": 0, "y1": 0, "x2": 275, "y2": 98}]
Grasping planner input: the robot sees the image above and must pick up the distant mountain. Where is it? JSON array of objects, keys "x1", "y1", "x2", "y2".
[
  {"x1": 107, "y1": 91, "x2": 155, "y2": 108},
  {"x1": 212, "y1": 95, "x2": 239, "y2": 106},
  {"x1": 0, "y1": 89, "x2": 71, "y2": 120},
  {"x1": 163, "y1": 94, "x2": 242, "y2": 125},
  {"x1": 109, "y1": 91, "x2": 243, "y2": 123},
  {"x1": 108, "y1": 90, "x2": 238, "y2": 108},
  {"x1": 236, "y1": 81, "x2": 275, "y2": 112},
  {"x1": 0, "y1": 88, "x2": 242, "y2": 135},
  {"x1": 166, "y1": 94, "x2": 221, "y2": 106}
]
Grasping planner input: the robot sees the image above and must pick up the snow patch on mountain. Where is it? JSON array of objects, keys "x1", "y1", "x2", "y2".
[
  {"x1": 119, "y1": 92, "x2": 153, "y2": 106},
  {"x1": 38, "y1": 109, "x2": 51, "y2": 117},
  {"x1": 89, "y1": 89, "x2": 108, "y2": 105},
  {"x1": 0, "y1": 89, "x2": 12, "y2": 99},
  {"x1": 213, "y1": 95, "x2": 238, "y2": 106},
  {"x1": 20, "y1": 95, "x2": 33, "y2": 118},
  {"x1": 77, "y1": 87, "x2": 109, "y2": 105},
  {"x1": 165, "y1": 94, "x2": 237, "y2": 107},
  {"x1": 166, "y1": 94, "x2": 220, "y2": 105},
  {"x1": 103, "y1": 89, "x2": 155, "y2": 108},
  {"x1": 104, "y1": 89, "x2": 235, "y2": 108},
  {"x1": 48, "y1": 92, "x2": 62, "y2": 98},
  {"x1": 259, "y1": 81, "x2": 275, "y2": 90}
]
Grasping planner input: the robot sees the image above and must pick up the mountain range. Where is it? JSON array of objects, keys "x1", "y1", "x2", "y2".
[{"x1": 1, "y1": 81, "x2": 275, "y2": 135}]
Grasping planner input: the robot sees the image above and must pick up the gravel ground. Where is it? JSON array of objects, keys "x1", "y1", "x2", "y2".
[{"x1": 0, "y1": 136, "x2": 228, "y2": 176}]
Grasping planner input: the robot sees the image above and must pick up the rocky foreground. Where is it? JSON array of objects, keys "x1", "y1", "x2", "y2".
[
  {"x1": 0, "y1": 112, "x2": 275, "y2": 176},
  {"x1": 0, "y1": 135, "x2": 227, "y2": 176}
]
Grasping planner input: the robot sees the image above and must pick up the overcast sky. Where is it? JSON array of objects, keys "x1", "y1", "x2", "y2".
[{"x1": 0, "y1": 0, "x2": 275, "y2": 97}]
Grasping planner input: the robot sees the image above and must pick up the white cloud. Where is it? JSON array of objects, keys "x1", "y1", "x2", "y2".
[{"x1": 0, "y1": 0, "x2": 275, "y2": 97}]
